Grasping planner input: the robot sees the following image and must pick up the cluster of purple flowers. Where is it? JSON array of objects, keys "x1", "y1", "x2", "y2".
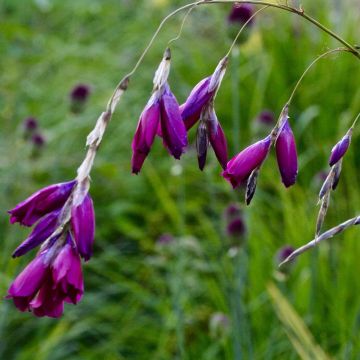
[
  {"x1": 6, "y1": 180, "x2": 95, "y2": 317},
  {"x1": 132, "y1": 47, "x2": 298, "y2": 204}
]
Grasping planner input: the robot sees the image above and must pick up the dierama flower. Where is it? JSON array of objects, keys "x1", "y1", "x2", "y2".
[
  {"x1": 131, "y1": 48, "x2": 187, "y2": 174},
  {"x1": 196, "y1": 103, "x2": 228, "y2": 170},
  {"x1": 329, "y1": 129, "x2": 352, "y2": 166},
  {"x1": 227, "y1": 4, "x2": 255, "y2": 44},
  {"x1": 222, "y1": 135, "x2": 271, "y2": 189},
  {"x1": 181, "y1": 57, "x2": 228, "y2": 130},
  {"x1": 7, "y1": 180, "x2": 95, "y2": 317},
  {"x1": 275, "y1": 107, "x2": 298, "y2": 188},
  {"x1": 31, "y1": 133, "x2": 46, "y2": 148},
  {"x1": 23, "y1": 117, "x2": 38, "y2": 132},
  {"x1": 70, "y1": 84, "x2": 91, "y2": 113}
]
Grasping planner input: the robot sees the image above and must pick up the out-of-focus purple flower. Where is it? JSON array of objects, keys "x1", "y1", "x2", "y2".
[
  {"x1": 131, "y1": 49, "x2": 187, "y2": 174},
  {"x1": 222, "y1": 136, "x2": 271, "y2": 189},
  {"x1": 209, "y1": 312, "x2": 230, "y2": 338},
  {"x1": 257, "y1": 110, "x2": 275, "y2": 125},
  {"x1": 31, "y1": 133, "x2": 46, "y2": 148},
  {"x1": 71, "y1": 194, "x2": 95, "y2": 261},
  {"x1": 329, "y1": 131, "x2": 351, "y2": 166},
  {"x1": 276, "y1": 245, "x2": 296, "y2": 275},
  {"x1": 181, "y1": 57, "x2": 227, "y2": 130},
  {"x1": 70, "y1": 84, "x2": 91, "y2": 102},
  {"x1": 12, "y1": 209, "x2": 60, "y2": 258},
  {"x1": 228, "y1": 4, "x2": 255, "y2": 26},
  {"x1": 226, "y1": 217, "x2": 246, "y2": 238},
  {"x1": 227, "y1": 4, "x2": 255, "y2": 44},
  {"x1": 195, "y1": 104, "x2": 228, "y2": 170},
  {"x1": 23, "y1": 117, "x2": 38, "y2": 131},
  {"x1": 156, "y1": 233, "x2": 174, "y2": 246},
  {"x1": 8, "y1": 180, "x2": 76, "y2": 226},
  {"x1": 275, "y1": 116, "x2": 298, "y2": 188},
  {"x1": 225, "y1": 203, "x2": 241, "y2": 218}
]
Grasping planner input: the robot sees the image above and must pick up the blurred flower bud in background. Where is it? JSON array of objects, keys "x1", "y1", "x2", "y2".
[
  {"x1": 227, "y1": 4, "x2": 255, "y2": 45},
  {"x1": 224, "y1": 203, "x2": 247, "y2": 247},
  {"x1": 70, "y1": 84, "x2": 91, "y2": 113},
  {"x1": 274, "y1": 245, "x2": 296, "y2": 280},
  {"x1": 251, "y1": 110, "x2": 275, "y2": 137},
  {"x1": 209, "y1": 312, "x2": 230, "y2": 339}
]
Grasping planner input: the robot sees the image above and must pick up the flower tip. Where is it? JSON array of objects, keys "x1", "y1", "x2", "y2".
[{"x1": 164, "y1": 48, "x2": 171, "y2": 60}]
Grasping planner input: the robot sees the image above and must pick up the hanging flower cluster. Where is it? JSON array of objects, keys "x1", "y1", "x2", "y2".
[{"x1": 6, "y1": 180, "x2": 95, "y2": 317}]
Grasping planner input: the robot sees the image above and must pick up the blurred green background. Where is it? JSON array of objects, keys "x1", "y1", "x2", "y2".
[{"x1": 1, "y1": 0, "x2": 360, "y2": 358}]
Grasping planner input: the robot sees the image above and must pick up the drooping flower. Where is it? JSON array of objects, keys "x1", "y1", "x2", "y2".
[
  {"x1": 31, "y1": 133, "x2": 46, "y2": 148},
  {"x1": 71, "y1": 194, "x2": 95, "y2": 261},
  {"x1": 181, "y1": 57, "x2": 228, "y2": 130},
  {"x1": 131, "y1": 48, "x2": 187, "y2": 174},
  {"x1": 7, "y1": 180, "x2": 94, "y2": 317},
  {"x1": 8, "y1": 180, "x2": 76, "y2": 226},
  {"x1": 222, "y1": 135, "x2": 271, "y2": 189},
  {"x1": 70, "y1": 84, "x2": 91, "y2": 113},
  {"x1": 329, "y1": 129, "x2": 352, "y2": 166},
  {"x1": 275, "y1": 245, "x2": 296, "y2": 276},
  {"x1": 23, "y1": 117, "x2": 38, "y2": 132},
  {"x1": 275, "y1": 108, "x2": 298, "y2": 188},
  {"x1": 195, "y1": 103, "x2": 228, "y2": 170}
]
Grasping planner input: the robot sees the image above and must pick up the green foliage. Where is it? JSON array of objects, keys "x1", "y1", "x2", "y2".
[{"x1": 0, "y1": 0, "x2": 360, "y2": 358}]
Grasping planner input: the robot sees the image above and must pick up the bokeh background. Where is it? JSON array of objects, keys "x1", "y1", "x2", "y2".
[{"x1": 1, "y1": 0, "x2": 360, "y2": 358}]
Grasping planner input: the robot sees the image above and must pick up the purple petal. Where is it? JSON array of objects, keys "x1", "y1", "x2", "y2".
[
  {"x1": 222, "y1": 136, "x2": 271, "y2": 189},
  {"x1": 8, "y1": 180, "x2": 76, "y2": 226},
  {"x1": 71, "y1": 194, "x2": 95, "y2": 261},
  {"x1": 7, "y1": 254, "x2": 48, "y2": 311},
  {"x1": 12, "y1": 209, "x2": 60, "y2": 258},
  {"x1": 160, "y1": 84, "x2": 188, "y2": 159},
  {"x1": 275, "y1": 119, "x2": 298, "y2": 188},
  {"x1": 131, "y1": 100, "x2": 161, "y2": 174},
  {"x1": 228, "y1": 4, "x2": 255, "y2": 25},
  {"x1": 181, "y1": 77, "x2": 213, "y2": 130},
  {"x1": 208, "y1": 111, "x2": 228, "y2": 170},
  {"x1": 329, "y1": 133, "x2": 351, "y2": 166},
  {"x1": 52, "y1": 241, "x2": 84, "y2": 304}
]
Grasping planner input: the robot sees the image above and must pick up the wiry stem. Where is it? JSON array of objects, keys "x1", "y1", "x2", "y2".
[{"x1": 279, "y1": 216, "x2": 360, "y2": 267}]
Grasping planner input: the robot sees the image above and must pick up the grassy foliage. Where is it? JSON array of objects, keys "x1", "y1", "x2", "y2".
[{"x1": 1, "y1": 0, "x2": 360, "y2": 358}]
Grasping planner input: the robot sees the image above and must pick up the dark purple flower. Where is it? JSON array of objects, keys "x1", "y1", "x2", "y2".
[
  {"x1": 70, "y1": 84, "x2": 91, "y2": 103},
  {"x1": 7, "y1": 236, "x2": 84, "y2": 318},
  {"x1": 71, "y1": 194, "x2": 95, "y2": 261},
  {"x1": 8, "y1": 180, "x2": 76, "y2": 226},
  {"x1": 257, "y1": 110, "x2": 275, "y2": 125},
  {"x1": 31, "y1": 133, "x2": 46, "y2": 147},
  {"x1": 226, "y1": 217, "x2": 246, "y2": 238},
  {"x1": 12, "y1": 209, "x2": 61, "y2": 258},
  {"x1": 228, "y1": 4, "x2": 255, "y2": 26},
  {"x1": 275, "y1": 118, "x2": 298, "y2": 188},
  {"x1": 329, "y1": 131, "x2": 351, "y2": 166},
  {"x1": 131, "y1": 99, "x2": 160, "y2": 174},
  {"x1": 160, "y1": 84, "x2": 188, "y2": 159},
  {"x1": 181, "y1": 57, "x2": 227, "y2": 130},
  {"x1": 225, "y1": 203, "x2": 241, "y2": 218},
  {"x1": 23, "y1": 117, "x2": 38, "y2": 131},
  {"x1": 277, "y1": 245, "x2": 295, "y2": 264},
  {"x1": 222, "y1": 136, "x2": 271, "y2": 189},
  {"x1": 6, "y1": 253, "x2": 48, "y2": 312}
]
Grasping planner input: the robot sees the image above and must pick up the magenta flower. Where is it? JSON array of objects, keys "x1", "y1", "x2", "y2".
[
  {"x1": 181, "y1": 57, "x2": 227, "y2": 130},
  {"x1": 71, "y1": 194, "x2": 95, "y2": 261},
  {"x1": 7, "y1": 180, "x2": 94, "y2": 317},
  {"x1": 8, "y1": 180, "x2": 76, "y2": 226},
  {"x1": 7, "y1": 239, "x2": 84, "y2": 318},
  {"x1": 131, "y1": 49, "x2": 187, "y2": 174},
  {"x1": 329, "y1": 132, "x2": 351, "y2": 166},
  {"x1": 275, "y1": 118, "x2": 298, "y2": 188},
  {"x1": 222, "y1": 136, "x2": 271, "y2": 188}
]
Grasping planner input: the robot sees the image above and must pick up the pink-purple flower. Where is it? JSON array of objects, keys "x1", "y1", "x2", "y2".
[
  {"x1": 222, "y1": 136, "x2": 271, "y2": 189},
  {"x1": 6, "y1": 180, "x2": 95, "y2": 317},
  {"x1": 329, "y1": 131, "x2": 351, "y2": 166},
  {"x1": 131, "y1": 49, "x2": 187, "y2": 174},
  {"x1": 275, "y1": 112, "x2": 298, "y2": 188}
]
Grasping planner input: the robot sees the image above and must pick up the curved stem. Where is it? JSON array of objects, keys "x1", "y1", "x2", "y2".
[
  {"x1": 167, "y1": 5, "x2": 196, "y2": 45},
  {"x1": 286, "y1": 47, "x2": 352, "y2": 105}
]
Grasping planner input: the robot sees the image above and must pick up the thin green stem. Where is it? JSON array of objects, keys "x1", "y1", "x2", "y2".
[
  {"x1": 286, "y1": 47, "x2": 352, "y2": 105},
  {"x1": 168, "y1": 6, "x2": 196, "y2": 46}
]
